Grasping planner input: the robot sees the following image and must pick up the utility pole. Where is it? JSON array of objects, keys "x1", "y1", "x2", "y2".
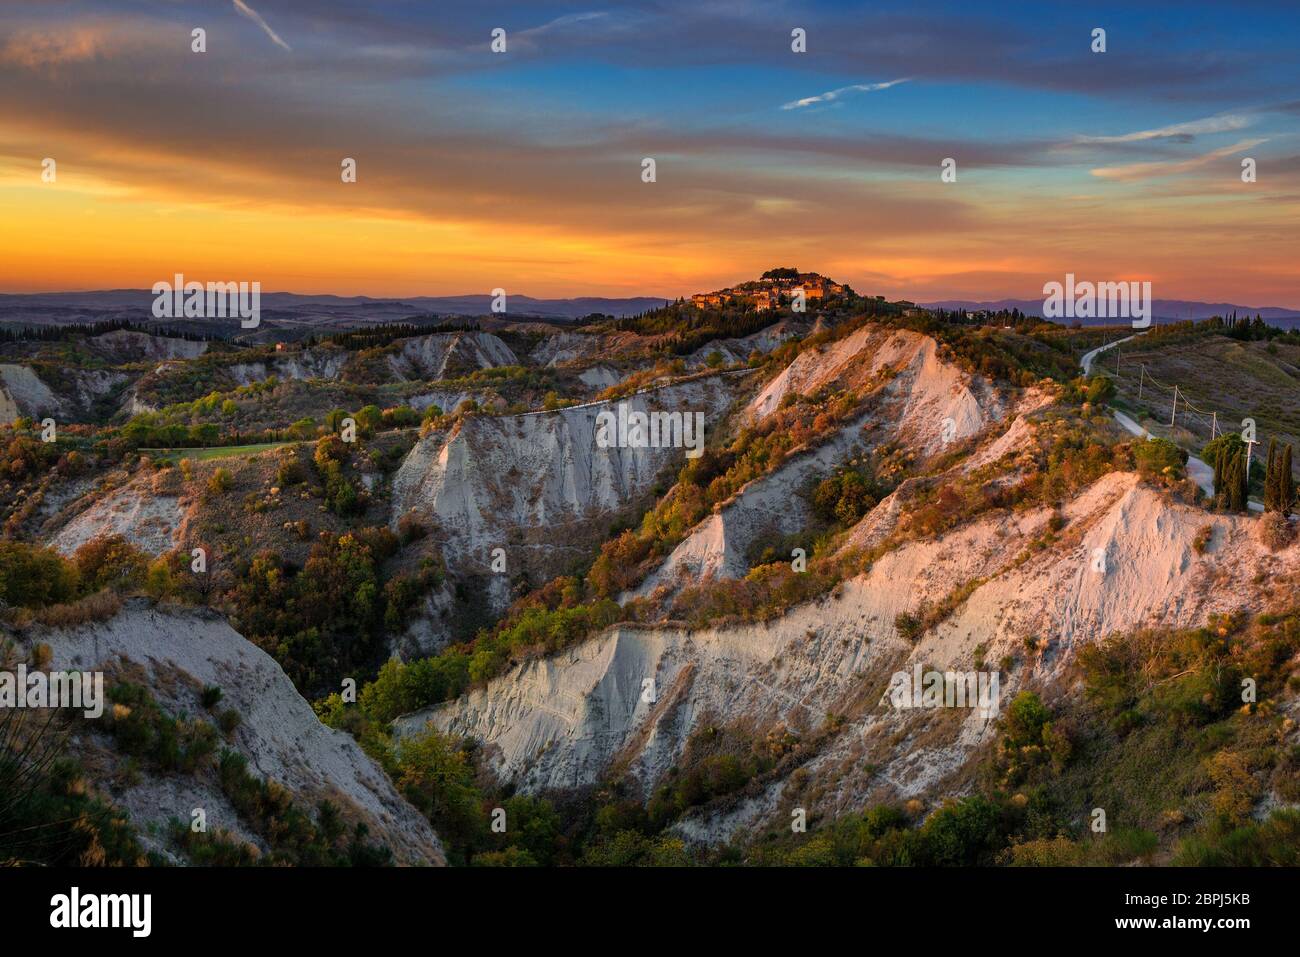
[
  {"x1": 1170, "y1": 384, "x2": 1178, "y2": 427},
  {"x1": 1210, "y1": 411, "x2": 1217, "y2": 439},
  {"x1": 1137, "y1": 365, "x2": 1144, "y2": 402}
]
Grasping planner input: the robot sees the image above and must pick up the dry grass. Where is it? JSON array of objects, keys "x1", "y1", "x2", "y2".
[
  {"x1": 1110, "y1": 334, "x2": 1300, "y2": 462},
  {"x1": 1255, "y1": 512, "x2": 1295, "y2": 552},
  {"x1": 33, "y1": 589, "x2": 122, "y2": 628}
]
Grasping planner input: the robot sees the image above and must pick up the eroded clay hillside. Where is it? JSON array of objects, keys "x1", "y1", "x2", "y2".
[
  {"x1": 391, "y1": 370, "x2": 748, "y2": 585},
  {"x1": 378, "y1": 317, "x2": 1300, "y2": 858},
  {"x1": 401, "y1": 439, "x2": 1296, "y2": 845},
  {"x1": 8, "y1": 302, "x2": 1297, "y2": 868},
  {"x1": 8, "y1": 601, "x2": 445, "y2": 865},
  {"x1": 631, "y1": 327, "x2": 1040, "y2": 597}
]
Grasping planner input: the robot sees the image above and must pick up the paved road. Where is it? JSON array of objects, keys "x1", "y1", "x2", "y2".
[
  {"x1": 1079, "y1": 333, "x2": 1140, "y2": 376},
  {"x1": 1111, "y1": 409, "x2": 1223, "y2": 499},
  {"x1": 1081, "y1": 330, "x2": 1222, "y2": 501}
]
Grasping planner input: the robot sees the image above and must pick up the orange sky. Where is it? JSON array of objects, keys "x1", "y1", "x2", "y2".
[{"x1": 3, "y1": 3, "x2": 1299, "y2": 307}]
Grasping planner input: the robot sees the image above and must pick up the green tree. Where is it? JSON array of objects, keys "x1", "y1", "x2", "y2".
[
  {"x1": 324, "y1": 408, "x2": 348, "y2": 433},
  {"x1": 1264, "y1": 440, "x2": 1295, "y2": 514},
  {"x1": 1203, "y1": 432, "x2": 1245, "y2": 472},
  {"x1": 1224, "y1": 451, "x2": 1248, "y2": 512},
  {"x1": 354, "y1": 405, "x2": 383, "y2": 435},
  {"x1": 0, "y1": 541, "x2": 79, "y2": 608},
  {"x1": 1264, "y1": 439, "x2": 1281, "y2": 512},
  {"x1": 1132, "y1": 437, "x2": 1186, "y2": 482},
  {"x1": 394, "y1": 730, "x2": 486, "y2": 858},
  {"x1": 71, "y1": 535, "x2": 148, "y2": 593},
  {"x1": 1282, "y1": 444, "x2": 1295, "y2": 514},
  {"x1": 288, "y1": 417, "x2": 316, "y2": 440}
]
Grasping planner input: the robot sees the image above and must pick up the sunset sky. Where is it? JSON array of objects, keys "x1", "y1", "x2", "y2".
[{"x1": 2, "y1": 0, "x2": 1299, "y2": 305}]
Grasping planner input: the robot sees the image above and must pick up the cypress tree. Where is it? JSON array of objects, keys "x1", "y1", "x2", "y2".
[
  {"x1": 1213, "y1": 449, "x2": 1226, "y2": 507},
  {"x1": 1226, "y1": 454, "x2": 1238, "y2": 512},
  {"x1": 1227, "y1": 451, "x2": 1247, "y2": 513},
  {"x1": 1265, "y1": 439, "x2": 1279, "y2": 511},
  {"x1": 1241, "y1": 450, "x2": 1252, "y2": 511},
  {"x1": 1283, "y1": 444, "x2": 1295, "y2": 515}
]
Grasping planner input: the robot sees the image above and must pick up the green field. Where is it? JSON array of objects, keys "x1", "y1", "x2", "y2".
[{"x1": 139, "y1": 441, "x2": 298, "y2": 463}]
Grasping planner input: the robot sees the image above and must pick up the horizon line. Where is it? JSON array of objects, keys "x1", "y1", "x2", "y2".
[{"x1": 2, "y1": 286, "x2": 1299, "y2": 314}]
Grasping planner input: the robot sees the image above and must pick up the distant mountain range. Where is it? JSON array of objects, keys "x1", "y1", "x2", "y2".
[
  {"x1": 919, "y1": 297, "x2": 1300, "y2": 323},
  {"x1": 0, "y1": 289, "x2": 670, "y2": 330},
  {"x1": 5, "y1": 288, "x2": 1299, "y2": 334}
]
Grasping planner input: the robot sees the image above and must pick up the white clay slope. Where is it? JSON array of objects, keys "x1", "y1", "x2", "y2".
[
  {"x1": 635, "y1": 327, "x2": 1009, "y2": 594},
  {"x1": 390, "y1": 373, "x2": 742, "y2": 569},
  {"x1": 402, "y1": 469, "x2": 1294, "y2": 842},
  {"x1": 32, "y1": 601, "x2": 445, "y2": 865}
]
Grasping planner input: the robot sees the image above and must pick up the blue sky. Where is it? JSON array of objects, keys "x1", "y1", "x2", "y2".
[{"x1": 1, "y1": 0, "x2": 1298, "y2": 304}]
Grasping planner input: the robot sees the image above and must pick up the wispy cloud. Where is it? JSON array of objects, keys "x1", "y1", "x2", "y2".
[
  {"x1": 233, "y1": 0, "x2": 292, "y2": 53},
  {"x1": 1076, "y1": 114, "x2": 1251, "y2": 144},
  {"x1": 0, "y1": 26, "x2": 103, "y2": 69},
  {"x1": 1091, "y1": 138, "x2": 1266, "y2": 181},
  {"x1": 518, "y1": 12, "x2": 611, "y2": 40},
  {"x1": 781, "y1": 78, "x2": 909, "y2": 111}
]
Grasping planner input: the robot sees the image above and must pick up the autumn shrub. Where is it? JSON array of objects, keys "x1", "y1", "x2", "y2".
[
  {"x1": 34, "y1": 590, "x2": 122, "y2": 628},
  {"x1": 207, "y1": 467, "x2": 234, "y2": 495},
  {"x1": 1132, "y1": 437, "x2": 1186, "y2": 483},
  {"x1": 0, "y1": 540, "x2": 79, "y2": 608},
  {"x1": 71, "y1": 535, "x2": 148, "y2": 593},
  {"x1": 1255, "y1": 511, "x2": 1294, "y2": 552}
]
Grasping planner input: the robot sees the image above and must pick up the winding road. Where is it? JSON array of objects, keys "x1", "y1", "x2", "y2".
[{"x1": 1079, "y1": 331, "x2": 1261, "y2": 510}]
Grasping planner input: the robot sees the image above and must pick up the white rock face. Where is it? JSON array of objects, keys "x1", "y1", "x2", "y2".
[
  {"x1": 390, "y1": 580, "x2": 458, "y2": 659},
  {"x1": 636, "y1": 327, "x2": 1012, "y2": 594},
  {"x1": 409, "y1": 390, "x2": 471, "y2": 413},
  {"x1": 31, "y1": 602, "x2": 445, "y2": 865},
  {"x1": 530, "y1": 331, "x2": 608, "y2": 367},
  {"x1": 0, "y1": 383, "x2": 17, "y2": 424},
  {"x1": 397, "y1": 623, "x2": 785, "y2": 793},
  {"x1": 48, "y1": 485, "x2": 183, "y2": 556},
  {"x1": 388, "y1": 332, "x2": 517, "y2": 381},
  {"x1": 745, "y1": 327, "x2": 999, "y2": 453},
  {"x1": 119, "y1": 386, "x2": 159, "y2": 416},
  {"x1": 0, "y1": 363, "x2": 64, "y2": 422},
  {"x1": 408, "y1": 471, "x2": 1295, "y2": 843},
  {"x1": 633, "y1": 412, "x2": 877, "y2": 595},
  {"x1": 684, "y1": 319, "x2": 809, "y2": 369},
  {"x1": 227, "y1": 348, "x2": 349, "y2": 385},
  {"x1": 390, "y1": 374, "x2": 742, "y2": 574},
  {"x1": 71, "y1": 369, "x2": 130, "y2": 410},
  {"x1": 0, "y1": 362, "x2": 134, "y2": 423},
  {"x1": 577, "y1": 365, "x2": 621, "y2": 391},
  {"x1": 89, "y1": 330, "x2": 208, "y2": 362}
]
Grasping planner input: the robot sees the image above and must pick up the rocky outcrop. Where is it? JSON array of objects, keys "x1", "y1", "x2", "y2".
[
  {"x1": 635, "y1": 327, "x2": 1012, "y2": 595},
  {"x1": 403, "y1": 471, "x2": 1295, "y2": 843},
  {"x1": 745, "y1": 327, "x2": 1000, "y2": 446},
  {"x1": 388, "y1": 332, "x2": 517, "y2": 381},
  {"x1": 0, "y1": 363, "x2": 64, "y2": 422},
  {"x1": 226, "y1": 349, "x2": 349, "y2": 385},
  {"x1": 684, "y1": 319, "x2": 809, "y2": 369},
  {"x1": 27, "y1": 602, "x2": 445, "y2": 865},
  {"x1": 47, "y1": 483, "x2": 183, "y2": 557},
  {"x1": 390, "y1": 373, "x2": 745, "y2": 581},
  {"x1": 530, "y1": 331, "x2": 610, "y2": 367},
  {"x1": 88, "y1": 330, "x2": 208, "y2": 363}
]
